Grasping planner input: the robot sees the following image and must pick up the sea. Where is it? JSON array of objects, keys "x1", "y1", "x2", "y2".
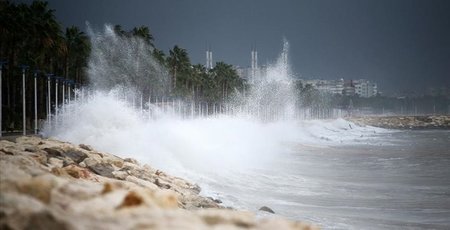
[
  {"x1": 43, "y1": 95, "x2": 450, "y2": 229},
  {"x1": 194, "y1": 129, "x2": 450, "y2": 230}
]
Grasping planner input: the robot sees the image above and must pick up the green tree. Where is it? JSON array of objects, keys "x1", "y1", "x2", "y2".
[
  {"x1": 64, "y1": 26, "x2": 90, "y2": 83},
  {"x1": 131, "y1": 26, "x2": 154, "y2": 47},
  {"x1": 211, "y1": 62, "x2": 242, "y2": 100},
  {"x1": 167, "y1": 45, "x2": 191, "y2": 92}
]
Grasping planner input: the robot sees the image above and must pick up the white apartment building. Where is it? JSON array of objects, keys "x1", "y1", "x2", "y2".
[
  {"x1": 353, "y1": 79, "x2": 377, "y2": 97},
  {"x1": 300, "y1": 78, "x2": 377, "y2": 97}
]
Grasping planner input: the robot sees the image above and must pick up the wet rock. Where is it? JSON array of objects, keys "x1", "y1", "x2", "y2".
[
  {"x1": 259, "y1": 206, "x2": 275, "y2": 214},
  {"x1": 43, "y1": 148, "x2": 63, "y2": 158},
  {"x1": 78, "y1": 143, "x2": 93, "y2": 151},
  {"x1": 63, "y1": 149, "x2": 88, "y2": 163},
  {"x1": 88, "y1": 163, "x2": 115, "y2": 178},
  {"x1": 207, "y1": 197, "x2": 222, "y2": 204}
]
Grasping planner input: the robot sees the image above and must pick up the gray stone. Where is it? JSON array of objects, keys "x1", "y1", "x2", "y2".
[
  {"x1": 78, "y1": 144, "x2": 93, "y2": 151},
  {"x1": 259, "y1": 206, "x2": 275, "y2": 214},
  {"x1": 87, "y1": 163, "x2": 115, "y2": 178},
  {"x1": 43, "y1": 148, "x2": 63, "y2": 158},
  {"x1": 63, "y1": 149, "x2": 88, "y2": 163}
]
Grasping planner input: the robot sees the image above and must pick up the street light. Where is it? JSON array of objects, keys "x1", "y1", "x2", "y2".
[
  {"x1": 54, "y1": 76, "x2": 63, "y2": 123},
  {"x1": 46, "y1": 73, "x2": 54, "y2": 126},
  {"x1": 33, "y1": 69, "x2": 40, "y2": 134},
  {"x1": 20, "y1": 65, "x2": 29, "y2": 136}
]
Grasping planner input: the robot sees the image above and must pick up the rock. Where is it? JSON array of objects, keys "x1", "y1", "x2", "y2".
[
  {"x1": 125, "y1": 175, "x2": 159, "y2": 190},
  {"x1": 63, "y1": 165, "x2": 92, "y2": 179},
  {"x1": 124, "y1": 157, "x2": 139, "y2": 164},
  {"x1": 17, "y1": 175, "x2": 62, "y2": 204},
  {"x1": 78, "y1": 143, "x2": 93, "y2": 151},
  {"x1": 1, "y1": 136, "x2": 319, "y2": 230},
  {"x1": 207, "y1": 197, "x2": 222, "y2": 204},
  {"x1": 63, "y1": 149, "x2": 88, "y2": 163},
  {"x1": 118, "y1": 191, "x2": 144, "y2": 209},
  {"x1": 24, "y1": 211, "x2": 70, "y2": 230},
  {"x1": 88, "y1": 163, "x2": 115, "y2": 178},
  {"x1": 42, "y1": 148, "x2": 63, "y2": 158},
  {"x1": 83, "y1": 157, "x2": 101, "y2": 168},
  {"x1": 259, "y1": 206, "x2": 275, "y2": 214},
  {"x1": 47, "y1": 157, "x2": 63, "y2": 168},
  {"x1": 112, "y1": 170, "x2": 129, "y2": 180}
]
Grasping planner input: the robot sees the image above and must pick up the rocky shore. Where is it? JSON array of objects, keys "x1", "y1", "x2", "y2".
[
  {"x1": 0, "y1": 136, "x2": 317, "y2": 230},
  {"x1": 348, "y1": 115, "x2": 450, "y2": 130}
]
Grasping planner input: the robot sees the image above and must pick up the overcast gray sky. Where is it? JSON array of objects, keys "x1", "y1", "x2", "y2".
[{"x1": 17, "y1": 0, "x2": 450, "y2": 95}]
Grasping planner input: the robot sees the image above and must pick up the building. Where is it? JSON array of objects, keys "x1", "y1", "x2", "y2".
[
  {"x1": 300, "y1": 78, "x2": 378, "y2": 97},
  {"x1": 353, "y1": 79, "x2": 377, "y2": 97},
  {"x1": 301, "y1": 78, "x2": 345, "y2": 95}
]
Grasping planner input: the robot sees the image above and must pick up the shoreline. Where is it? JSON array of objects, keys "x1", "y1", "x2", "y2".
[
  {"x1": 347, "y1": 115, "x2": 450, "y2": 130},
  {"x1": 0, "y1": 136, "x2": 317, "y2": 229}
]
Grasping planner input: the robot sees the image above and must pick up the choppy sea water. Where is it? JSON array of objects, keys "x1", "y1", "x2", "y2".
[
  {"x1": 43, "y1": 93, "x2": 450, "y2": 229},
  {"x1": 195, "y1": 130, "x2": 450, "y2": 230}
]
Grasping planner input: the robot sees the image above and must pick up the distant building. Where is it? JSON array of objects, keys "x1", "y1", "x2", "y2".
[
  {"x1": 353, "y1": 79, "x2": 377, "y2": 97},
  {"x1": 343, "y1": 80, "x2": 356, "y2": 96},
  {"x1": 301, "y1": 78, "x2": 345, "y2": 95}
]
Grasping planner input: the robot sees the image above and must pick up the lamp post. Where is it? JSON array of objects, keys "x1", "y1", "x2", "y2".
[
  {"x1": 20, "y1": 65, "x2": 29, "y2": 135},
  {"x1": 0, "y1": 60, "x2": 7, "y2": 137},
  {"x1": 54, "y1": 77, "x2": 63, "y2": 124},
  {"x1": 67, "y1": 80, "x2": 74, "y2": 102},
  {"x1": 46, "y1": 74, "x2": 53, "y2": 126},
  {"x1": 62, "y1": 79, "x2": 66, "y2": 112},
  {"x1": 34, "y1": 69, "x2": 40, "y2": 134}
]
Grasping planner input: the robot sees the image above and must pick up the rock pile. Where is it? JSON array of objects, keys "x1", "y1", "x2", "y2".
[
  {"x1": 349, "y1": 115, "x2": 450, "y2": 129},
  {"x1": 0, "y1": 136, "x2": 317, "y2": 230}
]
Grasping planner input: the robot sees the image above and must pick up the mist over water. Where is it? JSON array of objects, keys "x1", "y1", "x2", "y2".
[{"x1": 41, "y1": 25, "x2": 450, "y2": 229}]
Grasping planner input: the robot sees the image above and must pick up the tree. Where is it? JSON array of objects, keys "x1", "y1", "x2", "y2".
[
  {"x1": 211, "y1": 62, "x2": 242, "y2": 101},
  {"x1": 64, "y1": 26, "x2": 90, "y2": 83},
  {"x1": 131, "y1": 26, "x2": 154, "y2": 47},
  {"x1": 167, "y1": 45, "x2": 191, "y2": 92}
]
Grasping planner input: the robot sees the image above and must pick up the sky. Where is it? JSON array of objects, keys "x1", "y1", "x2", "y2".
[{"x1": 17, "y1": 0, "x2": 450, "y2": 95}]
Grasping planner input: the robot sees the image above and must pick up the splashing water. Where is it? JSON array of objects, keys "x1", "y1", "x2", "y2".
[
  {"x1": 43, "y1": 25, "x2": 384, "y2": 174},
  {"x1": 239, "y1": 39, "x2": 297, "y2": 121}
]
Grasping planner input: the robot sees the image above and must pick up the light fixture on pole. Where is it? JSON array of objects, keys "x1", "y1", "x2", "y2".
[{"x1": 20, "y1": 65, "x2": 29, "y2": 136}]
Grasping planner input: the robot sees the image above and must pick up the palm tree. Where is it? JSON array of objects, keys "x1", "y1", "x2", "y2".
[
  {"x1": 211, "y1": 62, "x2": 241, "y2": 100},
  {"x1": 131, "y1": 26, "x2": 154, "y2": 47},
  {"x1": 152, "y1": 48, "x2": 166, "y2": 66},
  {"x1": 113, "y1": 24, "x2": 127, "y2": 37},
  {"x1": 167, "y1": 45, "x2": 191, "y2": 92},
  {"x1": 64, "y1": 26, "x2": 90, "y2": 83}
]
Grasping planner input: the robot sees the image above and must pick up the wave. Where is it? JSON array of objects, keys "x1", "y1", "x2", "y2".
[{"x1": 42, "y1": 91, "x2": 388, "y2": 178}]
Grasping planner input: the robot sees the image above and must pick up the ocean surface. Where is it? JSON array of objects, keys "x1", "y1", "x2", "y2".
[
  {"x1": 194, "y1": 129, "x2": 450, "y2": 229},
  {"x1": 44, "y1": 93, "x2": 450, "y2": 230}
]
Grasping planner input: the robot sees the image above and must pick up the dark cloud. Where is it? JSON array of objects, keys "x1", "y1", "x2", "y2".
[{"x1": 16, "y1": 0, "x2": 450, "y2": 94}]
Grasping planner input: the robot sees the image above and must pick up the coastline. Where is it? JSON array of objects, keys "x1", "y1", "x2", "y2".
[
  {"x1": 0, "y1": 136, "x2": 317, "y2": 230},
  {"x1": 348, "y1": 115, "x2": 450, "y2": 130}
]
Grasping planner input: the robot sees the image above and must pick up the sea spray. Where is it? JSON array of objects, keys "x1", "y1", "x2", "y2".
[{"x1": 42, "y1": 25, "x2": 386, "y2": 184}]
